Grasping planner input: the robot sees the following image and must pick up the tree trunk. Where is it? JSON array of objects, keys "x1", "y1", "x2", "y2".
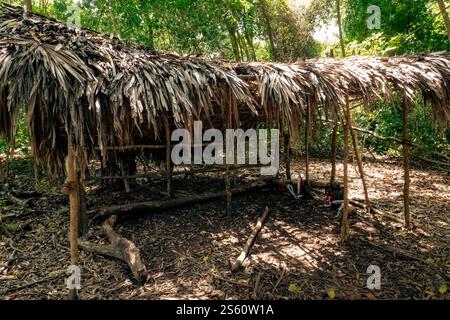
[
  {"x1": 403, "y1": 99, "x2": 411, "y2": 228},
  {"x1": 226, "y1": 21, "x2": 242, "y2": 62},
  {"x1": 24, "y1": 0, "x2": 32, "y2": 13},
  {"x1": 258, "y1": 0, "x2": 277, "y2": 60},
  {"x1": 437, "y1": 0, "x2": 450, "y2": 41},
  {"x1": 336, "y1": 0, "x2": 346, "y2": 57},
  {"x1": 243, "y1": 25, "x2": 257, "y2": 60}
]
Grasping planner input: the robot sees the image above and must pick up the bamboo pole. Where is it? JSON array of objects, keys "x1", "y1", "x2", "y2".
[
  {"x1": 66, "y1": 139, "x2": 80, "y2": 300},
  {"x1": 163, "y1": 115, "x2": 173, "y2": 198},
  {"x1": 341, "y1": 99, "x2": 351, "y2": 240},
  {"x1": 403, "y1": 99, "x2": 411, "y2": 228}
]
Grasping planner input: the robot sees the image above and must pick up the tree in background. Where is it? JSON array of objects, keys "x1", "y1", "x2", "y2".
[
  {"x1": 343, "y1": 0, "x2": 449, "y2": 55},
  {"x1": 436, "y1": 0, "x2": 450, "y2": 41}
]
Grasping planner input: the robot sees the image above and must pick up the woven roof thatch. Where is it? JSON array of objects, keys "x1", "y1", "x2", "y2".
[
  {"x1": 0, "y1": 5, "x2": 255, "y2": 174},
  {"x1": 0, "y1": 4, "x2": 449, "y2": 176},
  {"x1": 234, "y1": 53, "x2": 450, "y2": 135}
]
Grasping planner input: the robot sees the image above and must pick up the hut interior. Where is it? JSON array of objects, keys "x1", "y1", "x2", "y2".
[{"x1": 0, "y1": 4, "x2": 449, "y2": 300}]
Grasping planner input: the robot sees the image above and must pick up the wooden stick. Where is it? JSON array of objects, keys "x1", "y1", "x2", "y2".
[
  {"x1": 305, "y1": 106, "x2": 311, "y2": 183},
  {"x1": 330, "y1": 117, "x2": 338, "y2": 184},
  {"x1": 163, "y1": 115, "x2": 173, "y2": 198},
  {"x1": 78, "y1": 215, "x2": 147, "y2": 282},
  {"x1": 284, "y1": 131, "x2": 291, "y2": 180},
  {"x1": 341, "y1": 99, "x2": 350, "y2": 240},
  {"x1": 224, "y1": 166, "x2": 232, "y2": 214},
  {"x1": 231, "y1": 207, "x2": 269, "y2": 273},
  {"x1": 350, "y1": 122, "x2": 370, "y2": 210},
  {"x1": 78, "y1": 172, "x2": 88, "y2": 237},
  {"x1": 66, "y1": 139, "x2": 79, "y2": 300},
  {"x1": 403, "y1": 99, "x2": 411, "y2": 229},
  {"x1": 119, "y1": 159, "x2": 130, "y2": 193}
]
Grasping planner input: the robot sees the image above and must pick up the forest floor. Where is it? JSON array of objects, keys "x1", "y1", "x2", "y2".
[{"x1": 0, "y1": 155, "x2": 449, "y2": 300}]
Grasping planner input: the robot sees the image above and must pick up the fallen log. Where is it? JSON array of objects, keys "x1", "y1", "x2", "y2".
[
  {"x1": 95, "y1": 181, "x2": 272, "y2": 219},
  {"x1": 78, "y1": 215, "x2": 147, "y2": 282},
  {"x1": 231, "y1": 207, "x2": 269, "y2": 274}
]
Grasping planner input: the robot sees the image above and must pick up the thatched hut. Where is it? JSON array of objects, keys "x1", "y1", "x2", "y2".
[{"x1": 0, "y1": 4, "x2": 449, "y2": 297}]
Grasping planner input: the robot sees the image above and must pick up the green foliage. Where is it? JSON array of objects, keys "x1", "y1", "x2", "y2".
[
  {"x1": 0, "y1": 110, "x2": 30, "y2": 155},
  {"x1": 343, "y1": 0, "x2": 450, "y2": 55}
]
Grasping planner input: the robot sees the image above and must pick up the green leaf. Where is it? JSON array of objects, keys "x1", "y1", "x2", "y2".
[
  {"x1": 425, "y1": 258, "x2": 435, "y2": 265},
  {"x1": 288, "y1": 282, "x2": 301, "y2": 294},
  {"x1": 438, "y1": 284, "x2": 447, "y2": 295}
]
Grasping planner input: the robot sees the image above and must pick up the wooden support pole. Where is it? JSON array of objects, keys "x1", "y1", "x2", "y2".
[
  {"x1": 350, "y1": 122, "x2": 370, "y2": 211},
  {"x1": 66, "y1": 139, "x2": 79, "y2": 300},
  {"x1": 403, "y1": 99, "x2": 411, "y2": 228},
  {"x1": 330, "y1": 117, "x2": 338, "y2": 184},
  {"x1": 78, "y1": 172, "x2": 88, "y2": 237},
  {"x1": 225, "y1": 166, "x2": 232, "y2": 214},
  {"x1": 284, "y1": 131, "x2": 291, "y2": 180},
  {"x1": 119, "y1": 159, "x2": 130, "y2": 193},
  {"x1": 305, "y1": 106, "x2": 311, "y2": 184},
  {"x1": 225, "y1": 104, "x2": 232, "y2": 215},
  {"x1": 163, "y1": 115, "x2": 173, "y2": 198},
  {"x1": 341, "y1": 99, "x2": 351, "y2": 241}
]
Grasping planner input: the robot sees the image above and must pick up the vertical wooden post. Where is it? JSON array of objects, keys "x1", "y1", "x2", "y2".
[
  {"x1": 284, "y1": 131, "x2": 291, "y2": 180},
  {"x1": 330, "y1": 117, "x2": 338, "y2": 184},
  {"x1": 305, "y1": 106, "x2": 311, "y2": 184},
  {"x1": 225, "y1": 166, "x2": 232, "y2": 214},
  {"x1": 119, "y1": 159, "x2": 130, "y2": 193},
  {"x1": 350, "y1": 124, "x2": 370, "y2": 211},
  {"x1": 77, "y1": 170, "x2": 88, "y2": 237},
  {"x1": 403, "y1": 99, "x2": 411, "y2": 228},
  {"x1": 66, "y1": 139, "x2": 79, "y2": 300},
  {"x1": 225, "y1": 103, "x2": 232, "y2": 215},
  {"x1": 341, "y1": 99, "x2": 351, "y2": 240},
  {"x1": 163, "y1": 115, "x2": 173, "y2": 198}
]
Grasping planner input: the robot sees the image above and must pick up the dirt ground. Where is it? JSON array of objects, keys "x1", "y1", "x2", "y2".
[{"x1": 0, "y1": 155, "x2": 449, "y2": 300}]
